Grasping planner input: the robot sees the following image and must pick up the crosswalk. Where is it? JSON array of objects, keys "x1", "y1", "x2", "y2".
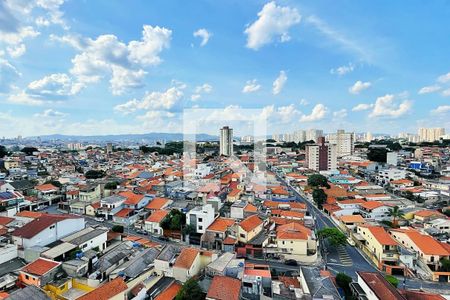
[{"x1": 337, "y1": 245, "x2": 353, "y2": 266}]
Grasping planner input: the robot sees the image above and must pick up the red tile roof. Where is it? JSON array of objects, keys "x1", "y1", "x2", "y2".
[
  {"x1": 35, "y1": 183, "x2": 58, "y2": 192},
  {"x1": 366, "y1": 226, "x2": 398, "y2": 246},
  {"x1": 358, "y1": 272, "x2": 404, "y2": 300},
  {"x1": 13, "y1": 214, "x2": 81, "y2": 239},
  {"x1": 239, "y1": 215, "x2": 263, "y2": 232},
  {"x1": 22, "y1": 258, "x2": 60, "y2": 276},
  {"x1": 155, "y1": 281, "x2": 182, "y2": 300},
  {"x1": 119, "y1": 191, "x2": 144, "y2": 205},
  {"x1": 360, "y1": 201, "x2": 386, "y2": 210},
  {"x1": 78, "y1": 277, "x2": 128, "y2": 300},
  {"x1": 146, "y1": 197, "x2": 170, "y2": 210},
  {"x1": 207, "y1": 217, "x2": 235, "y2": 232},
  {"x1": 391, "y1": 228, "x2": 450, "y2": 256},
  {"x1": 114, "y1": 208, "x2": 133, "y2": 218},
  {"x1": 15, "y1": 211, "x2": 44, "y2": 219},
  {"x1": 173, "y1": 247, "x2": 199, "y2": 269},
  {"x1": 206, "y1": 275, "x2": 241, "y2": 300},
  {"x1": 276, "y1": 222, "x2": 311, "y2": 240},
  {"x1": 0, "y1": 216, "x2": 14, "y2": 226},
  {"x1": 146, "y1": 210, "x2": 169, "y2": 223},
  {"x1": 400, "y1": 290, "x2": 445, "y2": 300}
]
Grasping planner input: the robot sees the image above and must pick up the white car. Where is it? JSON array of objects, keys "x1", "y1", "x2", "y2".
[
  {"x1": 95, "y1": 217, "x2": 105, "y2": 222},
  {"x1": 347, "y1": 237, "x2": 355, "y2": 246}
]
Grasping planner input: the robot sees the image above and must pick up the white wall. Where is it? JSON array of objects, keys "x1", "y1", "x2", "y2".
[{"x1": 0, "y1": 244, "x2": 18, "y2": 264}]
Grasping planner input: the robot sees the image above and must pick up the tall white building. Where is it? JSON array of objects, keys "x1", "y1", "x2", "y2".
[
  {"x1": 365, "y1": 132, "x2": 373, "y2": 142},
  {"x1": 327, "y1": 129, "x2": 354, "y2": 157},
  {"x1": 305, "y1": 137, "x2": 337, "y2": 171},
  {"x1": 306, "y1": 129, "x2": 324, "y2": 142},
  {"x1": 220, "y1": 126, "x2": 233, "y2": 156},
  {"x1": 418, "y1": 128, "x2": 445, "y2": 142},
  {"x1": 293, "y1": 130, "x2": 306, "y2": 143}
]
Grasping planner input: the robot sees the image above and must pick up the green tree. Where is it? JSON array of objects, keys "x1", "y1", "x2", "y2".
[
  {"x1": 367, "y1": 148, "x2": 387, "y2": 162},
  {"x1": 160, "y1": 209, "x2": 186, "y2": 230},
  {"x1": 21, "y1": 147, "x2": 39, "y2": 155},
  {"x1": 440, "y1": 258, "x2": 450, "y2": 272},
  {"x1": 388, "y1": 206, "x2": 404, "y2": 227},
  {"x1": 105, "y1": 181, "x2": 119, "y2": 190},
  {"x1": 312, "y1": 188, "x2": 327, "y2": 209},
  {"x1": 85, "y1": 169, "x2": 105, "y2": 179},
  {"x1": 175, "y1": 278, "x2": 205, "y2": 300},
  {"x1": 0, "y1": 145, "x2": 8, "y2": 158},
  {"x1": 112, "y1": 225, "x2": 124, "y2": 233},
  {"x1": 308, "y1": 174, "x2": 329, "y2": 188},
  {"x1": 336, "y1": 273, "x2": 353, "y2": 298},
  {"x1": 318, "y1": 228, "x2": 347, "y2": 247},
  {"x1": 384, "y1": 275, "x2": 399, "y2": 288}
]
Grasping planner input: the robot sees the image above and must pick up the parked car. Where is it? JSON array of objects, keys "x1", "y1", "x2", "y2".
[
  {"x1": 284, "y1": 259, "x2": 298, "y2": 266},
  {"x1": 95, "y1": 217, "x2": 105, "y2": 222},
  {"x1": 347, "y1": 237, "x2": 355, "y2": 246},
  {"x1": 158, "y1": 236, "x2": 169, "y2": 241}
]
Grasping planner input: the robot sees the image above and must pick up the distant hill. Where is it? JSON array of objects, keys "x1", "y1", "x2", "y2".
[{"x1": 30, "y1": 132, "x2": 218, "y2": 142}]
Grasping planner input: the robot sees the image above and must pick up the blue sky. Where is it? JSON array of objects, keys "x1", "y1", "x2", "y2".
[{"x1": 0, "y1": 0, "x2": 449, "y2": 137}]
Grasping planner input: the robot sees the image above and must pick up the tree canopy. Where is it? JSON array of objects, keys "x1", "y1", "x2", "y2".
[
  {"x1": 317, "y1": 228, "x2": 347, "y2": 247},
  {"x1": 0, "y1": 146, "x2": 7, "y2": 158},
  {"x1": 367, "y1": 148, "x2": 387, "y2": 163},
  {"x1": 21, "y1": 147, "x2": 39, "y2": 155},
  {"x1": 312, "y1": 188, "x2": 327, "y2": 209},
  {"x1": 85, "y1": 169, "x2": 105, "y2": 179},
  {"x1": 175, "y1": 278, "x2": 205, "y2": 300},
  {"x1": 105, "y1": 181, "x2": 119, "y2": 190},
  {"x1": 160, "y1": 209, "x2": 186, "y2": 231},
  {"x1": 308, "y1": 174, "x2": 330, "y2": 188}
]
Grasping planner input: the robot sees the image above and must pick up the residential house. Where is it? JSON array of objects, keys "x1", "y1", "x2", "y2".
[
  {"x1": 145, "y1": 197, "x2": 173, "y2": 212},
  {"x1": 237, "y1": 215, "x2": 264, "y2": 243},
  {"x1": 18, "y1": 258, "x2": 61, "y2": 287},
  {"x1": 359, "y1": 201, "x2": 392, "y2": 221},
  {"x1": 230, "y1": 201, "x2": 257, "y2": 220},
  {"x1": 275, "y1": 222, "x2": 316, "y2": 259},
  {"x1": 144, "y1": 210, "x2": 169, "y2": 235},
  {"x1": 173, "y1": 247, "x2": 217, "y2": 282},
  {"x1": 77, "y1": 277, "x2": 128, "y2": 300},
  {"x1": 79, "y1": 184, "x2": 102, "y2": 203},
  {"x1": 113, "y1": 208, "x2": 139, "y2": 225},
  {"x1": 242, "y1": 263, "x2": 272, "y2": 299},
  {"x1": 97, "y1": 195, "x2": 127, "y2": 220},
  {"x1": 202, "y1": 217, "x2": 236, "y2": 250},
  {"x1": 351, "y1": 271, "x2": 405, "y2": 300},
  {"x1": 119, "y1": 191, "x2": 151, "y2": 210},
  {"x1": 12, "y1": 214, "x2": 85, "y2": 249},
  {"x1": 154, "y1": 245, "x2": 181, "y2": 277},
  {"x1": 355, "y1": 225, "x2": 404, "y2": 275},
  {"x1": 61, "y1": 227, "x2": 108, "y2": 252},
  {"x1": 413, "y1": 210, "x2": 445, "y2": 223},
  {"x1": 390, "y1": 227, "x2": 450, "y2": 282},
  {"x1": 206, "y1": 275, "x2": 241, "y2": 300},
  {"x1": 186, "y1": 204, "x2": 215, "y2": 234}
]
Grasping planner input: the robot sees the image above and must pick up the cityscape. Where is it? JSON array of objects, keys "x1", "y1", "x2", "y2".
[{"x1": 1, "y1": 1, "x2": 450, "y2": 300}]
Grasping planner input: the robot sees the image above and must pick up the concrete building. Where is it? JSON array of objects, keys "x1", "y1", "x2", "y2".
[
  {"x1": 220, "y1": 126, "x2": 233, "y2": 156},
  {"x1": 386, "y1": 152, "x2": 398, "y2": 166},
  {"x1": 186, "y1": 204, "x2": 215, "y2": 234},
  {"x1": 327, "y1": 129, "x2": 354, "y2": 157},
  {"x1": 305, "y1": 137, "x2": 337, "y2": 171},
  {"x1": 305, "y1": 129, "x2": 323, "y2": 142},
  {"x1": 418, "y1": 127, "x2": 445, "y2": 142}
]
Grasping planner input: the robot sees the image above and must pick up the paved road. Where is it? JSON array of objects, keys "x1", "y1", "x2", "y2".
[{"x1": 276, "y1": 174, "x2": 450, "y2": 292}]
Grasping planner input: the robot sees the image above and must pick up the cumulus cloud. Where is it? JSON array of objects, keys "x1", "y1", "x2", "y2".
[
  {"x1": 369, "y1": 94, "x2": 412, "y2": 118},
  {"x1": 65, "y1": 25, "x2": 172, "y2": 95},
  {"x1": 418, "y1": 85, "x2": 441, "y2": 95},
  {"x1": 300, "y1": 104, "x2": 327, "y2": 122},
  {"x1": 272, "y1": 70, "x2": 287, "y2": 95},
  {"x1": 34, "y1": 108, "x2": 67, "y2": 118},
  {"x1": 245, "y1": 1, "x2": 301, "y2": 50},
  {"x1": 431, "y1": 105, "x2": 450, "y2": 115},
  {"x1": 299, "y1": 98, "x2": 309, "y2": 106},
  {"x1": 27, "y1": 73, "x2": 82, "y2": 98},
  {"x1": 333, "y1": 109, "x2": 347, "y2": 119},
  {"x1": 352, "y1": 103, "x2": 373, "y2": 111},
  {"x1": 242, "y1": 79, "x2": 261, "y2": 93},
  {"x1": 193, "y1": 28, "x2": 211, "y2": 47},
  {"x1": 437, "y1": 72, "x2": 450, "y2": 83},
  {"x1": 0, "y1": 26, "x2": 40, "y2": 57},
  {"x1": 114, "y1": 85, "x2": 184, "y2": 114},
  {"x1": 330, "y1": 63, "x2": 354, "y2": 75},
  {"x1": 442, "y1": 88, "x2": 450, "y2": 97},
  {"x1": 349, "y1": 80, "x2": 371, "y2": 94},
  {"x1": 190, "y1": 83, "x2": 212, "y2": 100},
  {"x1": 0, "y1": 58, "x2": 21, "y2": 92}
]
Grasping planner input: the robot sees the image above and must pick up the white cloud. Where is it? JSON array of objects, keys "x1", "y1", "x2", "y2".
[
  {"x1": 0, "y1": 58, "x2": 21, "y2": 92},
  {"x1": 437, "y1": 72, "x2": 450, "y2": 83},
  {"x1": 299, "y1": 98, "x2": 309, "y2": 106},
  {"x1": 272, "y1": 70, "x2": 287, "y2": 95},
  {"x1": 34, "y1": 109, "x2": 67, "y2": 118},
  {"x1": 352, "y1": 103, "x2": 373, "y2": 111},
  {"x1": 431, "y1": 105, "x2": 450, "y2": 115},
  {"x1": 193, "y1": 28, "x2": 211, "y2": 47},
  {"x1": 191, "y1": 83, "x2": 212, "y2": 100},
  {"x1": 418, "y1": 85, "x2": 441, "y2": 95},
  {"x1": 349, "y1": 80, "x2": 371, "y2": 94},
  {"x1": 330, "y1": 63, "x2": 354, "y2": 75},
  {"x1": 0, "y1": 26, "x2": 40, "y2": 57},
  {"x1": 68, "y1": 25, "x2": 172, "y2": 95},
  {"x1": 300, "y1": 104, "x2": 328, "y2": 122},
  {"x1": 245, "y1": 1, "x2": 301, "y2": 50},
  {"x1": 369, "y1": 94, "x2": 412, "y2": 118},
  {"x1": 277, "y1": 104, "x2": 301, "y2": 122},
  {"x1": 333, "y1": 109, "x2": 347, "y2": 119},
  {"x1": 242, "y1": 79, "x2": 261, "y2": 93},
  {"x1": 35, "y1": 0, "x2": 68, "y2": 29},
  {"x1": 26, "y1": 73, "x2": 82, "y2": 98},
  {"x1": 441, "y1": 88, "x2": 450, "y2": 97},
  {"x1": 114, "y1": 85, "x2": 184, "y2": 114}
]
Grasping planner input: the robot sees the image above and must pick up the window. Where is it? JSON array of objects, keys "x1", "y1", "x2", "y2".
[
  {"x1": 240, "y1": 233, "x2": 245, "y2": 238},
  {"x1": 49, "y1": 225, "x2": 55, "y2": 229},
  {"x1": 25, "y1": 275, "x2": 29, "y2": 280},
  {"x1": 199, "y1": 226, "x2": 203, "y2": 230},
  {"x1": 198, "y1": 218, "x2": 203, "y2": 222}
]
